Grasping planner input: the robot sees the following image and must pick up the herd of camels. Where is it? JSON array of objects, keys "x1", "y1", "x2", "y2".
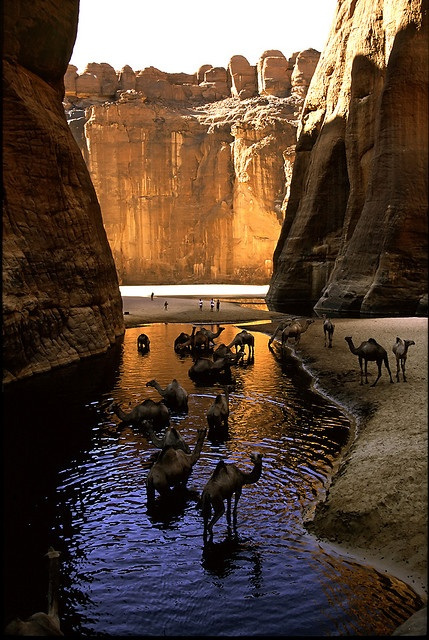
[{"x1": 6, "y1": 315, "x2": 416, "y2": 635}]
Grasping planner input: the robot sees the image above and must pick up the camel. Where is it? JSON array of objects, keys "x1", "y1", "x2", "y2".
[
  {"x1": 226, "y1": 330, "x2": 255, "y2": 358},
  {"x1": 322, "y1": 314, "x2": 335, "y2": 348},
  {"x1": 281, "y1": 319, "x2": 315, "y2": 348},
  {"x1": 212, "y1": 343, "x2": 233, "y2": 361},
  {"x1": 174, "y1": 330, "x2": 193, "y2": 352},
  {"x1": 206, "y1": 386, "x2": 231, "y2": 441},
  {"x1": 4, "y1": 547, "x2": 63, "y2": 636},
  {"x1": 188, "y1": 351, "x2": 244, "y2": 381},
  {"x1": 146, "y1": 428, "x2": 207, "y2": 505},
  {"x1": 200, "y1": 452, "x2": 263, "y2": 542},
  {"x1": 392, "y1": 337, "x2": 416, "y2": 382},
  {"x1": 137, "y1": 333, "x2": 150, "y2": 354},
  {"x1": 146, "y1": 378, "x2": 189, "y2": 412},
  {"x1": 345, "y1": 336, "x2": 394, "y2": 387},
  {"x1": 144, "y1": 423, "x2": 191, "y2": 454},
  {"x1": 267, "y1": 318, "x2": 297, "y2": 347},
  {"x1": 112, "y1": 398, "x2": 170, "y2": 429},
  {"x1": 195, "y1": 326, "x2": 225, "y2": 351}
]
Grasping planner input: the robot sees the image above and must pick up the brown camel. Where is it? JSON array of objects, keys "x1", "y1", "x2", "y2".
[
  {"x1": 137, "y1": 333, "x2": 150, "y2": 354},
  {"x1": 226, "y1": 329, "x2": 255, "y2": 358},
  {"x1": 267, "y1": 318, "x2": 297, "y2": 347},
  {"x1": 146, "y1": 378, "x2": 189, "y2": 412},
  {"x1": 392, "y1": 337, "x2": 416, "y2": 382},
  {"x1": 213, "y1": 343, "x2": 233, "y2": 361},
  {"x1": 322, "y1": 314, "x2": 335, "y2": 348},
  {"x1": 112, "y1": 398, "x2": 170, "y2": 429},
  {"x1": 281, "y1": 319, "x2": 314, "y2": 348},
  {"x1": 195, "y1": 326, "x2": 225, "y2": 351},
  {"x1": 345, "y1": 336, "x2": 394, "y2": 387},
  {"x1": 144, "y1": 422, "x2": 191, "y2": 453},
  {"x1": 206, "y1": 386, "x2": 231, "y2": 441},
  {"x1": 188, "y1": 351, "x2": 244, "y2": 380},
  {"x1": 146, "y1": 428, "x2": 207, "y2": 505},
  {"x1": 174, "y1": 326, "x2": 197, "y2": 352},
  {"x1": 200, "y1": 453, "x2": 263, "y2": 542},
  {"x1": 4, "y1": 548, "x2": 63, "y2": 636}
]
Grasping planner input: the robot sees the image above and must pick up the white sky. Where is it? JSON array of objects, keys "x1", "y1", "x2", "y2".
[{"x1": 70, "y1": 0, "x2": 338, "y2": 74}]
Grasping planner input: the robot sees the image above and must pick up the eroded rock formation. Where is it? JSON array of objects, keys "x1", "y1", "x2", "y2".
[
  {"x1": 266, "y1": 0, "x2": 428, "y2": 316},
  {"x1": 64, "y1": 51, "x2": 319, "y2": 284},
  {"x1": 3, "y1": 0, "x2": 125, "y2": 384}
]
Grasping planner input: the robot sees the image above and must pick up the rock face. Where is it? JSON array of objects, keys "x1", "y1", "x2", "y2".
[
  {"x1": 267, "y1": 0, "x2": 428, "y2": 316},
  {"x1": 3, "y1": 0, "x2": 125, "y2": 384},
  {"x1": 64, "y1": 51, "x2": 318, "y2": 285}
]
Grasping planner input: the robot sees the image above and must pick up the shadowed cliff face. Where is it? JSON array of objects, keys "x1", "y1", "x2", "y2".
[
  {"x1": 267, "y1": 0, "x2": 428, "y2": 317},
  {"x1": 2, "y1": 0, "x2": 125, "y2": 384}
]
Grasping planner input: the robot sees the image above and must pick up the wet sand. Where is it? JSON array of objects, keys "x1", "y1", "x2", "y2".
[{"x1": 122, "y1": 295, "x2": 427, "y2": 635}]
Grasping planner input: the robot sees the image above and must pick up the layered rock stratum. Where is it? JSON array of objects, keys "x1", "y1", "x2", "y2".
[
  {"x1": 64, "y1": 50, "x2": 320, "y2": 285},
  {"x1": 3, "y1": 0, "x2": 125, "y2": 384},
  {"x1": 266, "y1": 0, "x2": 428, "y2": 317}
]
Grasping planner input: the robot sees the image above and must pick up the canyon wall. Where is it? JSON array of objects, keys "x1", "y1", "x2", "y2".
[
  {"x1": 64, "y1": 50, "x2": 320, "y2": 284},
  {"x1": 3, "y1": 0, "x2": 125, "y2": 384},
  {"x1": 266, "y1": 0, "x2": 428, "y2": 316}
]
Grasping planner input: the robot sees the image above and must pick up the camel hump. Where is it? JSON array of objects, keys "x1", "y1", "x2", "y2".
[
  {"x1": 367, "y1": 338, "x2": 378, "y2": 344},
  {"x1": 212, "y1": 459, "x2": 226, "y2": 477}
]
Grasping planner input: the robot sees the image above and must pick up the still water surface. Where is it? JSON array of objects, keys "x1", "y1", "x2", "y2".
[{"x1": 3, "y1": 323, "x2": 423, "y2": 636}]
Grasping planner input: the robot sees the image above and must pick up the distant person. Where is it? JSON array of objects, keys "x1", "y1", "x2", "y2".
[
  {"x1": 210, "y1": 298, "x2": 215, "y2": 312},
  {"x1": 199, "y1": 298, "x2": 203, "y2": 311},
  {"x1": 216, "y1": 299, "x2": 220, "y2": 311},
  {"x1": 164, "y1": 301, "x2": 168, "y2": 311},
  {"x1": 151, "y1": 292, "x2": 154, "y2": 301}
]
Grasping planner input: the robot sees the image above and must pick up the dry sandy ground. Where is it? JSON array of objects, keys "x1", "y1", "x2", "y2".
[{"x1": 122, "y1": 295, "x2": 427, "y2": 635}]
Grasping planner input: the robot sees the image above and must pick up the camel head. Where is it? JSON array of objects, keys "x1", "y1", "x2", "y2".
[
  {"x1": 250, "y1": 452, "x2": 263, "y2": 464},
  {"x1": 146, "y1": 379, "x2": 156, "y2": 387}
]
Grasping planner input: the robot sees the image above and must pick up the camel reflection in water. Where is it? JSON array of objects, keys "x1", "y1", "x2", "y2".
[{"x1": 202, "y1": 537, "x2": 263, "y2": 596}]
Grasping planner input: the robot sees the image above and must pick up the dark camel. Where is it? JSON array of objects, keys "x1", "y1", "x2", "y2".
[
  {"x1": 213, "y1": 343, "x2": 233, "y2": 361},
  {"x1": 137, "y1": 333, "x2": 150, "y2": 354},
  {"x1": 144, "y1": 423, "x2": 191, "y2": 454},
  {"x1": 146, "y1": 378, "x2": 189, "y2": 412},
  {"x1": 174, "y1": 330, "x2": 194, "y2": 352},
  {"x1": 281, "y1": 319, "x2": 314, "y2": 348},
  {"x1": 200, "y1": 453, "x2": 263, "y2": 542},
  {"x1": 195, "y1": 326, "x2": 225, "y2": 351},
  {"x1": 112, "y1": 398, "x2": 170, "y2": 429},
  {"x1": 206, "y1": 386, "x2": 231, "y2": 441},
  {"x1": 392, "y1": 337, "x2": 416, "y2": 382},
  {"x1": 226, "y1": 330, "x2": 255, "y2": 358},
  {"x1": 322, "y1": 314, "x2": 335, "y2": 348},
  {"x1": 188, "y1": 351, "x2": 244, "y2": 380},
  {"x1": 146, "y1": 428, "x2": 207, "y2": 505},
  {"x1": 4, "y1": 548, "x2": 63, "y2": 636},
  {"x1": 345, "y1": 336, "x2": 394, "y2": 387}
]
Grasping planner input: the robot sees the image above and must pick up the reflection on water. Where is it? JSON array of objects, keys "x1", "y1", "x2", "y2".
[{"x1": 3, "y1": 323, "x2": 423, "y2": 636}]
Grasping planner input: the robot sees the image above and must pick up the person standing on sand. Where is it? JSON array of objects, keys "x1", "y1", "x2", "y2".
[
  {"x1": 151, "y1": 292, "x2": 154, "y2": 300},
  {"x1": 199, "y1": 299, "x2": 203, "y2": 311},
  {"x1": 216, "y1": 299, "x2": 220, "y2": 311},
  {"x1": 164, "y1": 301, "x2": 168, "y2": 311},
  {"x1": 210, "y1": 298, "x2": 215, "y2": 312}
]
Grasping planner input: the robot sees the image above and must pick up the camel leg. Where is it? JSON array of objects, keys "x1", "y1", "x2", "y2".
[
  {"x1": 371, "y1": 362, "x2": 382, "y2": 387},
  {"x1": 395, "y1": 359, "x2": 400, "y2": 382},
  {"x1": 359, "y1": 357, "x2": 365, "y2": 385},
  {"x1": 146, "y1": 478, "x2": 155, "y2": 506},
  {"x1": 226, "y1": 497, "x2": 232, "y2": 525},
  {"x1": 232, "y1": 488, "x2": 242, "y2": 526},
  {"x1": 384, "y1": 357, "x2": 394, "y2": 383},
  {"x1": 207, "y1": 497, "x2": 225, "y2": 538},
  {"x1": 324, "y1": 331, "x2": 327, "y2": 348},
  {"x1": 401, "y1": 360, "x2": 407, "y2": 382}
]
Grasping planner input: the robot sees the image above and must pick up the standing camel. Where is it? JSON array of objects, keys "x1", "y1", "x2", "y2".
[
  {"x1": 146, "y1": 428, "x2": 207, "y2": 505},
  {"x1": 345, "y1": 336, "x2": 394, "y2": 387},
  {"x1": 226, "y1": 330, "x2": 255, "y2": 358},
  {"x1": 111, "y1": 398, "x2": 170, "y2": 429},
  {"x1": 281, "y1": 319, "x2": 314, "y2": 349},
  {"x1": 392, "y1": 337, "x2": 416, "y2": 382},
  {"x1": 200, "y1": 452, "x2": 263, "y2": 542},
  {"x1": 267, "y1": 318, "x2": 296, "y2": 347},
  {"x1": 206, "y1": 386, "x2": 231, "y2": 441},
  {"x1": 196, "y1": 326, "x2": 225, "y2": 351},
  {"x1": 144, "y1": 423, "x2": 191, "y2": 454},
  {"x1": 4, "y1": 548, "x2": 63, "y2": 636},
  {"x1": 322, "y1": 315, "x2": 335, "y2": 348},
  {"x1": 146, "y1": 378, "x2": 189, "y2": 413}
]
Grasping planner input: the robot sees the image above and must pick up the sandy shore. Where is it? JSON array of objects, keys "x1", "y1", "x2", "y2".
[{"x1": 122, "y1": 295, "x2": 427, "y2": 634}]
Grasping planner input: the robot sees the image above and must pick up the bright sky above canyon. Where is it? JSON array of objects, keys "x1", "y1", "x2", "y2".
[{"x1": 70, "y1": 0, "x2": 337, "y2": 74}]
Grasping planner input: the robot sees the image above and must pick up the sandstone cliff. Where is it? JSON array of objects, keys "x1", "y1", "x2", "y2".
[
  {"x1": 64, "y1": 50, "x2": 320, "y2": 285},
  {"x1": 2, "y1": 0, "x2": 125, "y2": 384},
  {"x1": 266, "y1": 0, "x2": 428, "y2": 316}
]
